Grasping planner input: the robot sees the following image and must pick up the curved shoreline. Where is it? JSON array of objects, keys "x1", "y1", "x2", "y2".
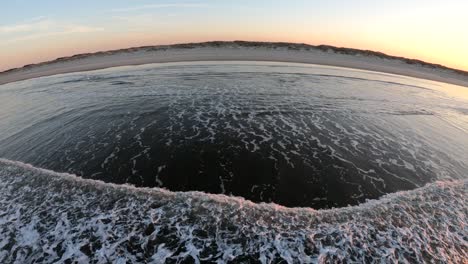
[
  {"x1": 1, "y1": 41, "x2": 468, "y2": 87},
  {"x1": 1, "y1": 158, "x2": 467, "y2": 262},
  {"x1": 0, "y1": 157, "x2": 465, "y2": 213}
]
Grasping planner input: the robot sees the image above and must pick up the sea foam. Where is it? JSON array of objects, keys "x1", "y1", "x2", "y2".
[{"x1": 0, "y1": 158, "x2": 466, "y2": 263}]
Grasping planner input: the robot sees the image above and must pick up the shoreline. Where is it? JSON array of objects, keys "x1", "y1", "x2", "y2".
[{"x1": 1, "y1": 41, "x2": 468, "y2": 87}]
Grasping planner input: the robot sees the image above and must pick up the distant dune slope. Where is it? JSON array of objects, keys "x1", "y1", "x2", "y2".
[{"x1": 1, "y1": 41, "x2": 468, "y2": 87}]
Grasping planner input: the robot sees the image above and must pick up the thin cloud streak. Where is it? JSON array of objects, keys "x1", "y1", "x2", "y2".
[
  {"x1": 110, "y1": 3, "x2": 207, "y2": 12},
  {"x1": 2, "y1": 27, "x2": 105, "y2": 45},
  {"x1": 0, "y1": 19, "x2": 52, "y2": 33},
  {"x1": 0, "y1": 17, "x2": 104, "y2": 44}
]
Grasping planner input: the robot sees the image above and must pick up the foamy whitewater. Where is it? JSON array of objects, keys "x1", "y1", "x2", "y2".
[
  {"x1": 0, "y1": 62, "x2": 467, "y2": 262},
  {"x1": 0, "y1": 159, "x2": 466, "y2": 263}
]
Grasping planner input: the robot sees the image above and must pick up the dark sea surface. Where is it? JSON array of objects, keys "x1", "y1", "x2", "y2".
[
  {"x1": 0, "y1": 62, "x2": 467, "y2": 263},
  {"x1": 0, "y1": 62, "x2": 467, "y2": 208}
]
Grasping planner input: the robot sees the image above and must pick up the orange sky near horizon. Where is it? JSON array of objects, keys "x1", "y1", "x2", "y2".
[{"x1": 2, "y1": 32, "x2": 467, "y2": 73}]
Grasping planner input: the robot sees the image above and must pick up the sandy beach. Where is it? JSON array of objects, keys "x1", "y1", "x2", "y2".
[{"x1": 1, "y1": 41, "x2": 468, "y2": 87}]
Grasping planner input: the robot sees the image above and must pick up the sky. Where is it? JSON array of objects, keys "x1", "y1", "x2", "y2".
[{"x1": 1, "y1": 0, "x2": 467, "y2": 71}]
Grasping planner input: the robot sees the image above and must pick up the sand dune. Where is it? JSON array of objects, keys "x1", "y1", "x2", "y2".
[{"x1": 1, "y1": 41, "x2": 468, "y2": 87}]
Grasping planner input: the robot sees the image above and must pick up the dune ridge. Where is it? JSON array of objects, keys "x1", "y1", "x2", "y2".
[{"x1": 1, "y1": 41, "x2": 468, "y2": 87}]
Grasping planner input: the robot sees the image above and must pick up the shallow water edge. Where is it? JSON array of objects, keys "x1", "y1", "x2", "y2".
[{"x1": 0, "y1": 158, "x2": 466, "y2": 263}]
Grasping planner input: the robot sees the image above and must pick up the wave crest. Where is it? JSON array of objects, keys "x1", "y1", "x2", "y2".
[{"x1": 0, "y1": 158, "x2": 466, "y2": 263}]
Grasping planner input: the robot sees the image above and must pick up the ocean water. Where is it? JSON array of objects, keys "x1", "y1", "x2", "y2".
[{"x1": 0, "y1": 62, "x2": 467, "y2": 262}]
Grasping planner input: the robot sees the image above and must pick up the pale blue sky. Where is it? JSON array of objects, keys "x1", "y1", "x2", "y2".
[{"x1": 1, "y1": 0, "x2": 467, "y2": 70}]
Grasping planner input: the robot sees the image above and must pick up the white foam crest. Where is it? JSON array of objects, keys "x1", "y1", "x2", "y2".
[{"x1": 0, "y1": 158, "x2": 466, "y2": 263}]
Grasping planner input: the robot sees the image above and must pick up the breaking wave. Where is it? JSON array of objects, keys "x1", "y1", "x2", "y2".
[
  {"x1": 2, "y1": 62, "x2": 468, "y2": 209},
  {"x1": 0, "y1": 158, "x2": 466, "y2": 263}
]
